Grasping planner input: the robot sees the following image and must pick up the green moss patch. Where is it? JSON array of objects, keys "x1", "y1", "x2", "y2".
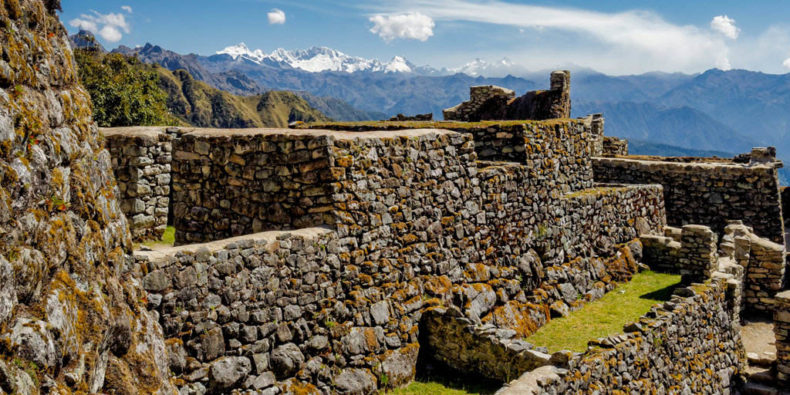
[{"x1": 526, "y1": 271, "x2": 681, "y2": 353}]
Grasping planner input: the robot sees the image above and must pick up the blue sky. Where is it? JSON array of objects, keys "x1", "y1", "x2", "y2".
[{"x1": 61, "y1": 1, "x2": 790, "y2": 75}]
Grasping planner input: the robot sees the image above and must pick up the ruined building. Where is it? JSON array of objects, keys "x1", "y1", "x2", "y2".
[
  {"x1": 1, "y1": 1, "x2": 789, "y2": 394},
  {"x1": 443, "y1": 70, "x2": 571, "y2": 122}
]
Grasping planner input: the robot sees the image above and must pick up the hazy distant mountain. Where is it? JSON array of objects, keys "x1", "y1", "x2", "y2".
[{"x1": 573, "y1": 101, "x2": 756, "y2": 154}]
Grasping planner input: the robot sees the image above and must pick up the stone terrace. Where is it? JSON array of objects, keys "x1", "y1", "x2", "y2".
[{"x1": 108, "y1": 120, "x2": 675, "y2": 393}]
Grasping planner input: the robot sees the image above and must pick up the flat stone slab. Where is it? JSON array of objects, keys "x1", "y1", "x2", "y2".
[
  {"x1": 179, "y1": 127, "x2": 459, "y2": 141},
  {"x1": 134, "y1": 226, "x2": 333, "y2": 263},
  {"x1": 741, "y1": 318, "x2": 777, "y2": 368},
  {"x1": 101, "y1": 126, "x2": 170, "y2": 140}
]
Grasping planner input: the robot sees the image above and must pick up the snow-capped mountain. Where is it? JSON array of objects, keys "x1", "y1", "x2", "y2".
[
  {"x1": 216, "y1": 43, "x2": 419, "y2": 74},
  {"x1": 450, "y1": 57, "x2": 529, "y2": 77}
]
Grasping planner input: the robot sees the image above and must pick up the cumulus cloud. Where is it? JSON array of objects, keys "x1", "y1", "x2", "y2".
[
  {"x1": 783, "y1": 58, "x2": 790, "y2": 70},
  {"x1": 69, "y1": 10, "x2": 130, "y2": 42},
  {"x1": 369, "y1": 12, "x2": 434, "y2": 42},
  {"x1": 268, "y1": 9, "x2": 286, "y2": 24},
  {"x1": 711, "y1": 15, "x2": 739, "y2": 39},
  {"x1": 121, "y1": 5, "x2": 133, "y2": 14}
]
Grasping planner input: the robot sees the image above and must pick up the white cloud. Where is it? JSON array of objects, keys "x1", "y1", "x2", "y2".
[
  {"x1": 121, "y1": 5, "x2": 133, "y2": 14},
  {"x1": 69, "y1": 9, "x2": 130, "y2": 42},
  {"x1": 268, "y1": 9, "x2": 286, "y2": 25},
  {"x1": 369, "y1": 12, "x2": 434, "y2": 42},
  {"x1": 369, "y1": 0, "x2": 731, "y2": 74},
  {"x1": 783, "y1": 58, "x2": 790, "y2": 70},
  {"x1": 711, "y1": 15, "x2": 739, "y2": 39}
]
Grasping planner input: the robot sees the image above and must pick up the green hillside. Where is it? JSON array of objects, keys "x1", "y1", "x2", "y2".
[{"x1": 74, "y1": 49, "x2": 329, "y2": 128}]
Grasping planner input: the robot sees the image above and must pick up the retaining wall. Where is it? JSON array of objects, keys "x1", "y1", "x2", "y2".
[
  {"x1": 500, "y1": 277, "x2": 744, "y2": 394},
  {"x1": 593, "y1": 156, "x2": 785, "y2": 244},
  {"x1": 136, "y1": 124, "x2": 668, "y2": 393}
]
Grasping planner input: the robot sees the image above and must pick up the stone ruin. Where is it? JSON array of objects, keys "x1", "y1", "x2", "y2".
[
  {"x1": 2, "y1": 1, "x2": 790, "y2": 393},
  {"x1": 443, "y1": 70, "x2": 571, "y2": 122}
]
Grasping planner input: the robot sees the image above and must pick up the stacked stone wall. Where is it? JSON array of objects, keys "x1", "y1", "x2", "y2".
[
  {"x1": 746, "y1": 235, "x2": 786, "y2": 313},
  {"x1": 104, "y1": 127, "x2": 173, "y2": 241},
  {"x1": 500, "y1": 278, "x2": 744, "y2": 394},
  {"x1": 146, "y1": 124, "x2": 670, "y2": 393},
  {"x1": 172, "y1": 129, "x2": 337, "y2": 244},
  {"x1": 602, "y1": 136, "x2": 628, "y2": 156},
  {"x1": 593, "y1": 156, "x2": 785, "y2": 244},
  {"x1": 775, "y1": 290, "x2": 790, "y2": 385}
]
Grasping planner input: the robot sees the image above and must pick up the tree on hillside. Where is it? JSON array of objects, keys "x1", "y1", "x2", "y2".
[{"x1": 74, "y1": 49, "x2": 178, "y2": 127}]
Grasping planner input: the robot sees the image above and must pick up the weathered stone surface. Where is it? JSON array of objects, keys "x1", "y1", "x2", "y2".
[
  {"x1": 594, "y1": 156, "x2": 785, "y2": 244},
  {"x1": 271, "y1": 343, "x2": 304, "y2": 379},
  {"x1": 333, "y1": 368, "x2": 376, "y2": 394},
  {"x1": 0, "y1": 2, "x2": 173, "y2": 393},
  {"x1": 208, "y1": 356, "x2": 252, "y2": 392}
]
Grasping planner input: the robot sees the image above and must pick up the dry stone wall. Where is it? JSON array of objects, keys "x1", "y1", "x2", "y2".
[
  {"x1": 499, "y1": 277, "x2": 744, "y2": 394},
  {"x1": 775, "y1": 290, "x2": 790, "y2": 385},
  {"x1": 145, "y1": 122, "x2": 670, "y2": 393},
  {"x1": 104, "y1": 127, "x2": 173, "y2": 241},
  {"x1": 602, "y1": 136, "x2": 628, "y2": 156},
  {"x1": 0, "y1": 1, "x2": 173, "y2": 393},
  {"x1": 172, "y1": 128, "x2": 338, "y2": 244},
  {"x1": 644, "y1": 222, "x2": 785, "y2": 313},
  {"x1": 594, "y1": 156, "x2": 786, "y2": 244}
]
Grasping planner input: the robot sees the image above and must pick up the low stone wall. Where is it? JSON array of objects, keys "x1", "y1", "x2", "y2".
[
  {"x1": 745, "y1": 235, "x2": 786, "y2": 313},
  {"x1": 499, "y1": 277, "x2": 744, "y2": 394},
  {"x1": 104, "y1": 127, "x2": 173, "y2": 241},
  {"x1": 602, "y1": 136, "x2": 628, "y2": 156},
  {"x1": 641, "y1": 224, "x2": 719, "y2": 283},
  {"x1": 644, "y1": 223, "x2": 785, "y2": 312},
  {"x1": 421, "y1": 307, "x2": 560, "y2": 382},
  {"x1": 775, "y1": 290, "x2": 790, "y2": 385},
  {"x1": 593, "y1": 156, "x2": 785, "y2": 244}
]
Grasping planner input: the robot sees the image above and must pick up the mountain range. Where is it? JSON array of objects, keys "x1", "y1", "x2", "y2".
[{"x1": 70, "y1": 32, "x2": 790, "y2": 182}]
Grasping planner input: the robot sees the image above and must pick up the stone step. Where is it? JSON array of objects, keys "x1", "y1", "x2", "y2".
[
  {"x1": 745, "y1": 366, "x2": 775, "y2": 385},
  {"x1": 740, "y1": 382, "x2": 782, "y2": 395},
  {"x1": 748, "y1": 351, "x2": 778, "y2": 368}
]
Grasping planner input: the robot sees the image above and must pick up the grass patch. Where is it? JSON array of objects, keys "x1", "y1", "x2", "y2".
[
  {"x1": 388, "y1": 380, "x2": 497, "y2": 395},
  {"x1": 387, "y1": 357, "x2": 501, "y2": 395},
  {"x1": 143, "y1": 226, "x2": 175, "y2": 247},
  {"x1": 525, "y1": 270, "x2": 681, "y2": 353}
]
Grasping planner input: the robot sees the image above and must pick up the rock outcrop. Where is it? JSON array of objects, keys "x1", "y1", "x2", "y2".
[{"x1": 0, "y1": 1, "x2": 172, "y2": 392}]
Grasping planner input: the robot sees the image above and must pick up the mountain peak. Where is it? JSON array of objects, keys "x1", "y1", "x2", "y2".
[
  {"x1": 217, "y1": 42, "x2": 266, "y2": 62},
  {"x1": 215, "y1": 43, "x2": 418, "y2": 74}
]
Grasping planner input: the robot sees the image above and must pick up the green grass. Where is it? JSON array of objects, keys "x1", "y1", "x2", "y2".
[
  {"x1": 387, "y1": 360, "x2": 501, "y2": 395},
  {"x1": 143, "y1": 226, "x2": 175, "y2": 247},
  {"x1": 388, "y1": 381, "x2": 496, "y2": 395},
  {"x1": 525, "y1": 271, "x2": 681, "y2": 353}
]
